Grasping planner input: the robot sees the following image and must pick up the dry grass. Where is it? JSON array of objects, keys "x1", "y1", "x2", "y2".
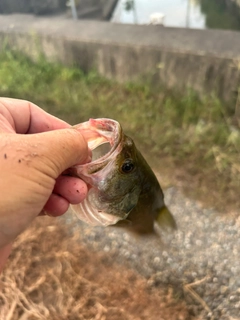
[{"x1": 0, "y1": 216, "x2": 191, "y2": 320}]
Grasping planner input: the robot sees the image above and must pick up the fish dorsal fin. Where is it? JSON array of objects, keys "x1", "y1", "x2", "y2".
[{"x1": 155, "y1": 206, "x2": 177, "y2": 231}]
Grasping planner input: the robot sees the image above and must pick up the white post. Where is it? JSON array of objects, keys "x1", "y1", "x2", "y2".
[
  {"x1": 132, "y1": 0, "x2": 138, "y2": 24},
  {"x1": 186, "y1": 0, "x2": 190, "y2": 28},
  {"x1": 70, "y1": 0, "x2": 78, "y2": 20}
]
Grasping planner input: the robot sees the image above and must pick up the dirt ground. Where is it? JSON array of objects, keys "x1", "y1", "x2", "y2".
[{"x1": 0, "y1": 217, "x2": 192, "y2": 320}]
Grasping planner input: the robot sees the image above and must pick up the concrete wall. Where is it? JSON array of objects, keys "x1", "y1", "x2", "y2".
[
  {"x1": 0, "y1": 14, "x2": 240, "y2": 109},
  {"x1": 0, "y1": 0, "x2": 66, "y2": 15}
]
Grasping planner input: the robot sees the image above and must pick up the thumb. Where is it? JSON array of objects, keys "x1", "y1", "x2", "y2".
[{"x1": 26, "y1": 128, "x2": 90, "y2": 178}]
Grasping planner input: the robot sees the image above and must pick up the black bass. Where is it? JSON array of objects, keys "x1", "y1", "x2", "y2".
[{"x1": 68, "y1": 118, "x2": 176, "y2": 235}]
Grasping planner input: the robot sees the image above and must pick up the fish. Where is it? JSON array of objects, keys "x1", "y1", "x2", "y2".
[{"x1": 68, "y1": 118, "x2": 176, "y2": 235}]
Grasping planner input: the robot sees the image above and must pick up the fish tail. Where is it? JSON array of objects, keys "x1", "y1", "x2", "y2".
[{"x1": 155, "y1": 206, "x2": 177, "y2": 230}]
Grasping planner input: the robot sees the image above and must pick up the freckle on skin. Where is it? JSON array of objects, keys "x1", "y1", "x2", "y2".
[
  {"x1": 76, "y1": 190, "x2": 79, "y2": 193},
  {"x1": 4, "y1": 154, "x2": 7, "y2": 159},
  {"x1": 18, "y1": 159, "x2": 21, "y2": 163}
]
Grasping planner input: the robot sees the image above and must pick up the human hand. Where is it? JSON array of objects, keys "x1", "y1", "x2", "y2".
[{"x1": 0, "y1": 98, "x2": 90, "y2": 268}]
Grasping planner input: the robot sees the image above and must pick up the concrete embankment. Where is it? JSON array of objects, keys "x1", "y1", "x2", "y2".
[{"x1": 0, "y1": 14, "x2": 240, "y2": 108}]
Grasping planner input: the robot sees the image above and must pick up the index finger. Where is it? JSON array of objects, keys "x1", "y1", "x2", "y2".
[{"x1": 0, "y1": 98, "x2": 70, "y2": 134}]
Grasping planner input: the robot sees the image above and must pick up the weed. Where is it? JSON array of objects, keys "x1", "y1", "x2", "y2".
[{"x1": 0, "y1": 50, "x2": 239, "y2": 211}]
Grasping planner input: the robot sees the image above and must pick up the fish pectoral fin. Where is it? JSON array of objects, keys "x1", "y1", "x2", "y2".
[
  {"x1": 114, "y1": 218, "x2": 133, "y2": 228},
  {"x1": 155, "y1": 206, "x2": 177, "y2": 230}
]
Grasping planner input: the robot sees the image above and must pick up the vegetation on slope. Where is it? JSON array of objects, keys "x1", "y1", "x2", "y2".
[{"x1": 0, "y1": 50, "x2": 239, "y2": 212}]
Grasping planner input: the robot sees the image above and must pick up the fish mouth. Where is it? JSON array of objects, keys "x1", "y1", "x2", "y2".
[
  {"x1": 74, "y1": 118, "x2": 122, "y2": 156},
  {"x1": 72, "y1": 118, "x2": 123, "y2": 178},
  {"x1": 72, "y1": 191, "x2": 126, "y2": 226},
  {"x1": 69, "y1": 118, "x2": 128, "y2": 227}
]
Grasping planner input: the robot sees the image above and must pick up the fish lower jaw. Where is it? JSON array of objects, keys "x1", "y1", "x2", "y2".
[{"x1": 71, "y1": 202, "x2": 124, "y2": 227}]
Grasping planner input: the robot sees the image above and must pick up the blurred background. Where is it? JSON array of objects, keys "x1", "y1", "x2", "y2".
[
  {"x1": 0, "y1": 0, "x2": 240, "y2": 30},
  {"x1": 0, "y1": 1, "x2": 240, "y2": 320}
]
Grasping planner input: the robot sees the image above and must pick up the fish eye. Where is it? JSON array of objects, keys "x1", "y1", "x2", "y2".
[{"x1": 121, "y1": 159, "x2": 135, "y2": 173}]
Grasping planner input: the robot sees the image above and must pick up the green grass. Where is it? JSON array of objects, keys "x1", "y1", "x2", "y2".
[{"x1": 0, "y1": 50, "x2": 240, "y2": 211}]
